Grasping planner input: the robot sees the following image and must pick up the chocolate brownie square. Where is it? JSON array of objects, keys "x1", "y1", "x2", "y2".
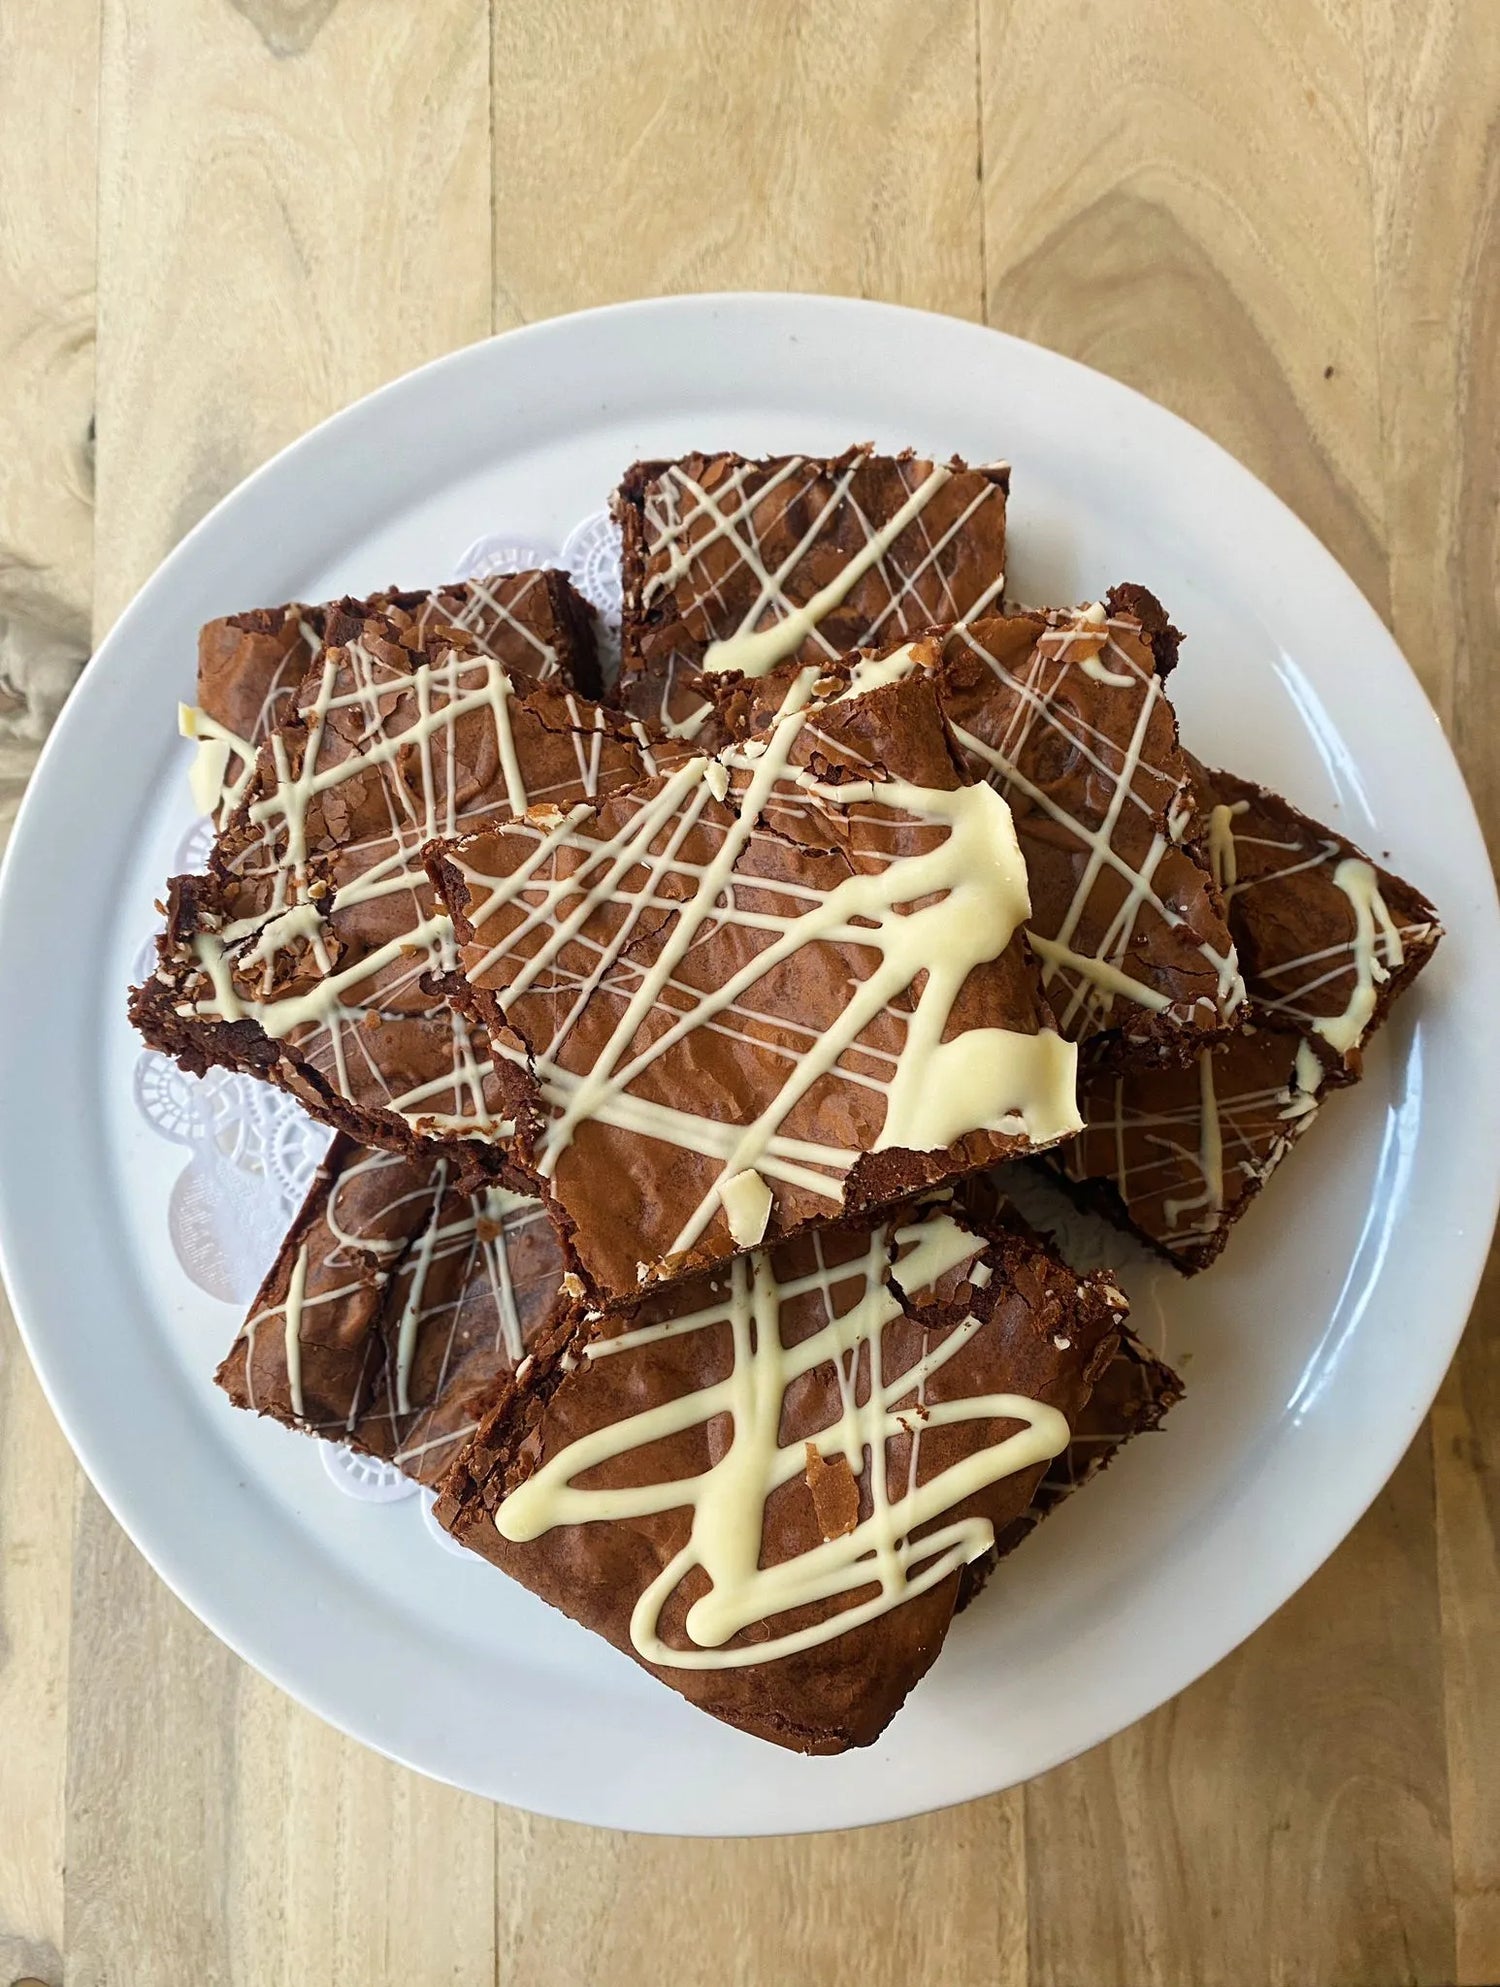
[
  {"x1": 428, "y1": 658, "x2": 1081, "y2": 1305},
  {"x1": 218, "y1": 1135, "x2": 567, "y2": 1483},
  {"x1": 615, "y1": 447, "x2": 1009, "y2": 733},
  {"x1": 436, "y1": 1191, "x2": 1127, "y2": 1753},
  {"x1": 131, "y1": 591, "x2": 657, "y2": 1165},
  {"x1": 939, "y1": 587, "x2": 1246, "y2": 1062},
  {"x1": 191, "y1": 572, "x2": 600, "y2": 822}
]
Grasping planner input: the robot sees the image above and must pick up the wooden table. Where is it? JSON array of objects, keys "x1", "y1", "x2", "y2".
[{"x1": 1, "y1": 3, "x2": 1494, "y2": 1982}]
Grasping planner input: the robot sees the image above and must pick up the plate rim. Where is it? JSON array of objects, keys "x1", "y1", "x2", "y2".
[{"x1": 2, "y1": 290, "x2": 1496, "y2": 1834}]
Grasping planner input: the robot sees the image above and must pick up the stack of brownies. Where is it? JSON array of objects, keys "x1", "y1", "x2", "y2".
[{"x1": 131, "y1": 449, "x2": 1440, "y2": 1753}]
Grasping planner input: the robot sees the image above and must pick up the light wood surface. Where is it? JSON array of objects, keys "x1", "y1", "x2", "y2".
[{"x1": 0, "y1": 1, "x2": 1494, "y2": 1981}]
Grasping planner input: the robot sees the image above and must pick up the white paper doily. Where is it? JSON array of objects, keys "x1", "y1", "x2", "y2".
[
  {"x1": 133, "y1": 1051, "x2": 330, "y2": 1306},
  {"x1": 453, "y1": 531, "x2": 558, "y2": 580},
  {"x1": 457, "y1": 508, "x2": 624, "y2": 680},
  {"x1": 320, "y1": 1441, "x2": 419, "y2": 1504}
]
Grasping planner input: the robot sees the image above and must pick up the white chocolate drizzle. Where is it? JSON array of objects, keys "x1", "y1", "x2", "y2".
[
  {"x1": 1282, "y1": 1039, "x2": 1327, "y2": 1121},
  {"x1": 1206, "y1": 798, "x2": 1249, "y2": 894},
  {"x1": 494, "y1": 1207, "x2": 1077, "y2": 1668},
  {"x1": 194, "y1": 581, "x2": 570, "y2": 825},
  {"x1": 701, "y1": 466, "x2": 954, "y2": 676},
  {"x1": 1207, "y1": 798, "x2": 1435, "y2": 1060},
  {"x1": 232, "y1": 1145, "x2": 561, "y2": 1479},
  {"x1": 720, "y1": 1169, "x2": 773, "y2": 1247},
  {"x1": 1161, "y1": 1053, "x2": 1224, "y2": 1231},
  {"x1": 161, "y1": 605, "x2": 634, "y2": 1140},
  {"x1": 1075, "y1": 605, "x2": 1136, "y2": 686},
  {"x1": 193, "y1": 616, "x2": 323, "y2": 822},
  {"x1": 1063, "y1": 772, "x2": 1439, "y2": 1259},
  {"x1": 833, "y1": 640, "x2": 931, "y2": 701},
  {"x1": 1314, "y1": 859, "x2": 1406, "y2": 1056},
  {"x1": 180, "y1": 703, "x2": 255, "y2": 822},
  {"x1": 451, "y1": 678, "x2": 1080, "y2": 1266},
  {"x1": 282, "y1": 1243, "x2": 310, "y2": 1419},
  {"x1": 636, "y1": 452, "x2": 1008, "y2": 701},
  {"x1": 946, "y1": 607, "x2": 1246, "y2": 1039}
]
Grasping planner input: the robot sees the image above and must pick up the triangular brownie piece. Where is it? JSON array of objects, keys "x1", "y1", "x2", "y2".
[
  {"x1": 1191, "y1": 760, "x2": 1441, "y2": 1081},
  {"x1": 217, "y1": 1135, "x2": 567, "y2": 1484},
  {"x1": 1051, "y1": 767, "x2": 1442, "y2": 1269},
  {"x1": 938, "y1": 587, "x2": 1247, "y2": 1060},
  {"x1": 963, "y1": 1322, "x2": 1182, "y2": 1600}
]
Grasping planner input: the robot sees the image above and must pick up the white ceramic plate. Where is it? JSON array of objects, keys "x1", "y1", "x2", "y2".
[{"x1": 1, "y1": 296, "x2": 1495, "y2": 1836}]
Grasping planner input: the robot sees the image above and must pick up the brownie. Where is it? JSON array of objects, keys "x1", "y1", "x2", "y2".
[
  {"x1": 938, "y1": 587, "x2": 1246, "y2": 1062},
  {"x1": 131, "y1": 591, "x2": 659, "y2": 1166},
  {"x1": 191, "y1": 573, "x2": 600, "y2": 823},
  {"x1": 961, "y1": 1324, "x2": 1183, "y2": 1600},
  {"x1": 1191, "y1": 760, "x2": 1442, "y2": 1080},
  {"x1": 614, "y1": 447, "x2": 1010, "y2": 733},
  {"x1": 428, "y1": 658, "x2": 1082, "y2": 1307},
  {"x1": 192, "y1": 601, "x2": 321, "y2": 818},
  {"x1": 1054, "y1": 1026, "x2": 1327, "y2": 1272},
  {"x1": 1051, "y1": 771, "x2": 1442, "y2": 1270},
  {"x1": 435, "y1": 1191, "x2": 1127, "y2": 1754},
  {"x1": 217, "y1": 1135, "x2": 567, "y2": 1482}
]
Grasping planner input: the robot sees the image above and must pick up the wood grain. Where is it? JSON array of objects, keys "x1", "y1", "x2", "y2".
[
  {"x1": 93, "y1": 0, "x2": 494, "y2": 627},
  {"x1": 495, "y1": 1802, "x2": 1028, "y2": 1987},
  {"x1": 0, "y1": 1288, "x2": 73, "y2": 1987},
  {"x1": 977, "y1": 5, "x2": 1466, "y2": 1981},
  {"x1": 221, "y1": 1672, "x2": 498, "y2": 1987},
  {"x1": 0, "y1": 6, "x2": 97, "y2": 1985},
  {"x1": 66, "y1": 4, "x2": 498, "y2": 1983},
  {"x1": 979, "y1": 0, "x2": 1387, "y2": 608},
  {"x1": 491, "y1": 0, "x2": 982, "y2": 324},
  {"x1": 1026, "y1": 1439, "x2": 1453, "y2": 1987},
  {"x1": 1360, "y1": 2, "x2": 1500, "y2": 1978},
  {"x1": 0, "y1": 0, "x2": 97, "y2": 819},
  {"x1": 0, "y1": 0, "x2": 1492, "y2": 1981}
]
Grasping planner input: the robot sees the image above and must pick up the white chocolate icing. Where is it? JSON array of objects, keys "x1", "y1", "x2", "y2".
[
  {"x1": 720, "y1": 1169, "x2": 773, "y2": 1247},
  {"x1": 1078, "y1": 653, "x2": 1138, "y2": 687},
  {"x1": 640, "y1": 453, "x2": 1008, "y2": 688},
  {"x1": 1313, "y1": 858, "x2": 1406, "y2": 1056},
  {"x1": 234, "y1": 1145, "x2": 558, "y2": 1472},
  {"x1": 1074, "y1": 1037, "x2": 1327, "y2": 1252},
  {"x1": 193, "y1": 583, "x2": 565, "y2": 827},
  {"x1": 494, "y1": 1207, "x2": 1078, "y2": 1668},
  {"x1": 1219, "y1": 808, "x2": 1433, "y2": 1058},
  {"x1": 452, "y1": 677, "x2": 1080, "y2": 1266},
  {"x1": 1206, "y1": 798, "x2": 1249, "y2": 894},
  {"x1": 1162, "y1": 1052, "x2": 1224, "y2": 1231},
  {"x1": 282, "y1": 1243, "x2": 310, "y2": 1419},
  {"x1": 1026, "y1": 934, "x2": 1174, "y2": 1014},
  {"x1": 1075, "y1": 607, "x2": 1135, "y2": 686},
  {"x1": 833, "y1": 641, "x2": 931, "y2": 701},
  {"x1": 1281, "y1": 1039, "x2": 1327, "y2": 1121},
  {"x1": 165, "y1": 598, "x2": 620, "y2": 1140},
  {"x1": 701, "y1": 466, "x2": 954, "y2": 677},
  {"x1": 949, "y1": 608, "x2": 1245, "y2": 1038},
  {"x1": 181, "y1": 702, "x2": 256, "y2": 822}
]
